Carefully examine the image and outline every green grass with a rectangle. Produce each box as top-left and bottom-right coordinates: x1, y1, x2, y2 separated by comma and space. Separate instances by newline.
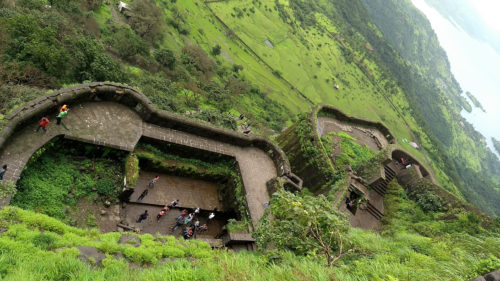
1, 180, 499, 280
11, 140, 124, 220
206, 0, 459, 194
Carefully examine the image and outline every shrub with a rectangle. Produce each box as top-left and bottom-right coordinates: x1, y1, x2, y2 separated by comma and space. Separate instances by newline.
125, 153, 139, 187
255, 190, 349, 266
211, 44, 221, 56
0, 181, 16, 198
154, 48, 176, 69
32, 233, 56, 250
128, 0, 165, 43
181, 44, 216, 75
104, 23, 148, 59
95, 179, 116, 197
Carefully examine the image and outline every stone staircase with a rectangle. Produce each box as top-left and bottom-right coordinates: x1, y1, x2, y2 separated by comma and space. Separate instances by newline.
366, 201, 384, 220
370, 164, 398, 197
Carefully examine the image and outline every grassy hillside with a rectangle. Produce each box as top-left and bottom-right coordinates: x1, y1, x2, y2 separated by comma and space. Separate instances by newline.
0, 184, 499, 280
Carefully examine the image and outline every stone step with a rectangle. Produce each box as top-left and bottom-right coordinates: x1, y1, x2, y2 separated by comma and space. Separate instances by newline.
366, 202, 383, 220
371, 183, 386, 196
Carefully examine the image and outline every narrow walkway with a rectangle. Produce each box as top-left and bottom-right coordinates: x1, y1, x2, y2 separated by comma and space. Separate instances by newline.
0, 101, 275, 225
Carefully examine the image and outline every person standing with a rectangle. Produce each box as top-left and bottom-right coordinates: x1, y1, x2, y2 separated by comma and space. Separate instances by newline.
35, 117, 50, 133
59, 104, 68, 113
172, 215, 184, 232
56, 108, 68, 125
0, 165, 7, 181
184, 213, 194, 225
208, 212, 215, 223
149, 175, 160, 188
136, 210, 148, 223
157, 209, 166, 222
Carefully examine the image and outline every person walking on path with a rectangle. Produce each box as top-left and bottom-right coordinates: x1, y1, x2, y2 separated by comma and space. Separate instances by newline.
157, 209, 166, 222
172, 215, 184, 232
35, 117, 50, 133
136, 210, 148, 223
148, 175, 160, 188
137, 189, 148, 201
59, 104, 68, 113
56, 108, 68, 126
168, 199, 179, 209
0, 165, 7, 181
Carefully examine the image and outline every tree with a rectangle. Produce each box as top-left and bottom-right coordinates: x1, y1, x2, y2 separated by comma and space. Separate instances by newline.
104, 23, 148, 59
128, 0, 165, 43
154, 48, 176, 69
254, 189, 349, 266
211, 44, 221, 56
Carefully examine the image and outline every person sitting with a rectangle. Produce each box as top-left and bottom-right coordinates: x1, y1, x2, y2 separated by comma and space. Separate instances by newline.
345, 197, 354, 209
168, 199, 179, 209
198, 224, 208, 233
136, 210, 148, 223
193, 220, 200, 229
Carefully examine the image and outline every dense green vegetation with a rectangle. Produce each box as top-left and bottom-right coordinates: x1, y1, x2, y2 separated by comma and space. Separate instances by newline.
361, 0, 500, 216
11, 139, 125, 221
493, 138, 500, 156
321, 132, 375, 170
1, 182, 500, 280
1, 0, 500, 279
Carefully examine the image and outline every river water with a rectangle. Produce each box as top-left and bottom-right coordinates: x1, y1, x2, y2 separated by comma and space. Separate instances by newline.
411, 0, 500, 156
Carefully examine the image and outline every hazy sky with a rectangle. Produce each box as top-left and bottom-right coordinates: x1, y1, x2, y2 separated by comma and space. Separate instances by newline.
472, 0, 500, 32
412, 0, 500, 156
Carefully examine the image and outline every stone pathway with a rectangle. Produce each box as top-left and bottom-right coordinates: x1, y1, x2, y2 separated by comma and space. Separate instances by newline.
129, 171, 222, 211
0, 101, 276, 226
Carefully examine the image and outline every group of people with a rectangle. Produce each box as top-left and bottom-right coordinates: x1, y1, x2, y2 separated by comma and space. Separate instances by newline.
35, 104, 69, 133
397, 157, 413, 169
172, 207, 217, 240
135, 198, 217, 240
136, 199, 179, 223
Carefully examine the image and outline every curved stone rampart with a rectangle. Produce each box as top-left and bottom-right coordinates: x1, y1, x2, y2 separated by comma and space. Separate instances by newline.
314, 104, 396, 144
0, 82, 292, 178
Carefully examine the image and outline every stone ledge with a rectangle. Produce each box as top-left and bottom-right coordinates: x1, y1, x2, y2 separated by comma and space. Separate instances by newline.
0, 82, 296, 182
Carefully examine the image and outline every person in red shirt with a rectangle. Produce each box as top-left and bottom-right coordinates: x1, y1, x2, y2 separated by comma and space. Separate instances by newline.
36, 117, 50, 133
